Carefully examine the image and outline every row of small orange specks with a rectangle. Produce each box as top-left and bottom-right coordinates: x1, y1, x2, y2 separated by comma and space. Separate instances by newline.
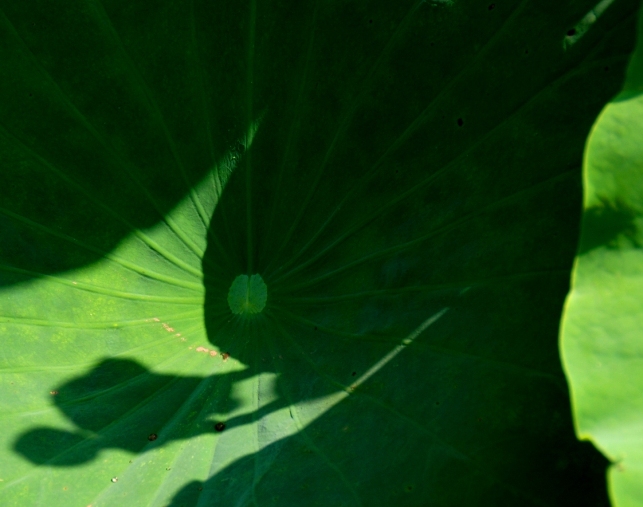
149, 317, 229, 361
193, 346, 229, 361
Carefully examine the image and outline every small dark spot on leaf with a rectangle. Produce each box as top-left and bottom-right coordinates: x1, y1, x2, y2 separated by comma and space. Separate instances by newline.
567, 28, 576, 36
129, 460, 132, 463
524, 49, 529, 54
148, 433, 157, 441
352, 371, 357, 376
214, 422, 226, 432
477, 417, 483, 422
166, 467, 171, 471
198, 487, 203, 491
457, 118, 464, 127
435, 401, 440, 405
488, 3, 495, 10
63, 487, 67, 491
49, 390, 59, 395
369, 19, 373, 24
430, 42, 434, 47
406, 485, 414, 491
314, 326, 318, 331
222, 353, 230, 361
604, 66, 610, 71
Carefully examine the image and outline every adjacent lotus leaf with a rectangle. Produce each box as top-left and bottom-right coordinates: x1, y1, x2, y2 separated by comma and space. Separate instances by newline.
0, 1, 639, 506
560, 4, 643, 507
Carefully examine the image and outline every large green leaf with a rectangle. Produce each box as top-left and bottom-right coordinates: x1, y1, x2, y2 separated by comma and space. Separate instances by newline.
560, 5, 643, 507
0, 1, 638, 505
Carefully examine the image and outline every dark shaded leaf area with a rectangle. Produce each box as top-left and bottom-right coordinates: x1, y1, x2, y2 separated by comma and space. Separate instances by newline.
0, 0, 638, 506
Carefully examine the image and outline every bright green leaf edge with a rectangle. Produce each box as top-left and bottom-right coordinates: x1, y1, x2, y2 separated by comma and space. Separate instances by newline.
561, 5, 643, 507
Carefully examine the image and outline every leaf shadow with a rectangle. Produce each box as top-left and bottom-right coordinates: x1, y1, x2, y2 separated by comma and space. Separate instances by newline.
577, 196, 642, 255
12, 356, 324, 467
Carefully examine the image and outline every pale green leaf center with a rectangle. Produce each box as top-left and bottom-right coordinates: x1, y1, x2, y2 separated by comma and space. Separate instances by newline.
227, 274, 268, 315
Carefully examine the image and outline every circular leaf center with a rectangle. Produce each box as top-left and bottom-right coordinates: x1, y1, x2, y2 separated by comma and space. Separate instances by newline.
227, 274, 268, 315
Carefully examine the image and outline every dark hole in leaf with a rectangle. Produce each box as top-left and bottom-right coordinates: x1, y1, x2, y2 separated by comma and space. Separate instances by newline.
567, 28, 576, 36
148, 433, 157, 441
351, 371, 356, 376
457, 118, 464, 127
214, 422, 226, 432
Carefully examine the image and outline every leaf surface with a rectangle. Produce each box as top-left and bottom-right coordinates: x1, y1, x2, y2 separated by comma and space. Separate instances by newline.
561, 5, 643, 507
0, 1, 638, 505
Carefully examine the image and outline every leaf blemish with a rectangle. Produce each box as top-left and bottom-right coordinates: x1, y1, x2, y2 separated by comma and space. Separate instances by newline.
148, 433, 157, 441
214, 422, 226, 432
